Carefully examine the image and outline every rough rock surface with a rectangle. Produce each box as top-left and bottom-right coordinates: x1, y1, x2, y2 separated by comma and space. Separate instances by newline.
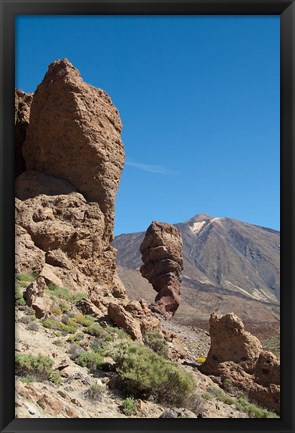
200, 313, 280, 413
140, 221, 183, 319
15, 59, 126, 303
15, 90, 33, 177
108, 300, 160, 341
22, 58, 124, 239
24, 276, 52, 319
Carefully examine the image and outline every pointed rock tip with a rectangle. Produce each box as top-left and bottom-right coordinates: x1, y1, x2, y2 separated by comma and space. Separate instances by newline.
43, 58, 80, 83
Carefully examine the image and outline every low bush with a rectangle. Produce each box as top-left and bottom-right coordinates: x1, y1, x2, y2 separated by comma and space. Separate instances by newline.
15, 353, 61, 385
75, 351, 104, 370
85, 324, 112, 341
15, 284, 26, 306
16, 273, 37, 286
46, 283, 85, 304
237, 397, 279, 418
144, 331, 169, 358
73, 314, 94, 327
121, 396, 137, 416
85, 383, 104, 402
27, 322, 39, 332
208, 385, 279, 418
42, 318, 78, 334
67, 344, 84, 360
110, 341, 194, 405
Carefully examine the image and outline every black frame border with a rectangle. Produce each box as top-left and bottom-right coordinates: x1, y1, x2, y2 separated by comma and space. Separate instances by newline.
0, 1, 294, 432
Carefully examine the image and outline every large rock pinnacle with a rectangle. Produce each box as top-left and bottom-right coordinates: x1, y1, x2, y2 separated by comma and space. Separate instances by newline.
22, 58, 125, 240
140, 221, 184, 319
15, 59, 126, 300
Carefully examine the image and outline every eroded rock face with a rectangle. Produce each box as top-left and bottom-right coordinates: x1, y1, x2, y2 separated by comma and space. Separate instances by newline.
108, 300, 160, 341
15, 90, 33, 176
22, 58, 125, 240
15, 59, 126, 304
140, 221, 183, 319
200, 313, 280, 414
24, 276, 52, 319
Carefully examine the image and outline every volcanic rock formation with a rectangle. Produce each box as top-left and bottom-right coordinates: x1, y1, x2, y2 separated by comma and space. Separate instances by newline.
15, 89, 33, 176
15, 59, 126, 302
140, 221, 184, 319
200, 313, 280, 413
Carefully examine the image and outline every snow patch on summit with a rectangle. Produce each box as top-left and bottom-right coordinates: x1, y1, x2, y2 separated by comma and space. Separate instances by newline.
190, 221, 206, 233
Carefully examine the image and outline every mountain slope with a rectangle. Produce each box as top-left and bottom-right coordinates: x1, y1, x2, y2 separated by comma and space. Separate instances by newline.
113, 214, 280, 324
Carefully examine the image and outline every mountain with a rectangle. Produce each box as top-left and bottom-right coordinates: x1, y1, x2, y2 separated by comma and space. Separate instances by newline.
113, 214, 280, 325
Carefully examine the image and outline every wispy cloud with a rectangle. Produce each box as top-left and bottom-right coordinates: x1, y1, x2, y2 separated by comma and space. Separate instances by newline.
125, 159, 177, 175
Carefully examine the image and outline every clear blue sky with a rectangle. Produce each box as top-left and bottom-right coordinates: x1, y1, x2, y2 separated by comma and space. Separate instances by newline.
16, 16, 280, 235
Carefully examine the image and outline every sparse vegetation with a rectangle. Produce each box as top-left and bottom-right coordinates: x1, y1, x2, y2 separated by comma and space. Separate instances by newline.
27, 322, 39, 332
15, 353, 61, 385
16, 272, 37, 285
46, 283, 85, 304
109, 340, 194, 405
85, 383, 105, 402
15, 284, 26, 306
121, 396, 137, 416
144, 331, 169, 358
75, 351, 104, 370
42, 317, 78, 334
207, 385, 279, 418
67, 344, 84, 360
73, 314, 94, 327
85, 323, 112, 341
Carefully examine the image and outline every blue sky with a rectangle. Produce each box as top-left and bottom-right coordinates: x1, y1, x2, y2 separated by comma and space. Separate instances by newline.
16, 16, 280, 235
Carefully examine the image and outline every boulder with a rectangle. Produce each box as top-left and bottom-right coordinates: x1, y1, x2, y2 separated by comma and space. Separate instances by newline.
140, 221, 183, 319
108, 303, 143, 341
23, 276, 53, 319
200, 313, 280, 414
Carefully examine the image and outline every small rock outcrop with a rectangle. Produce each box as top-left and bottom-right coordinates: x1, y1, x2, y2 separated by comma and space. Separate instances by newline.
140, 221, 183, 319
200, 313, 280, 414
23, 276, 52, 319
15, 59, 126, 304
108, 299, 160, 341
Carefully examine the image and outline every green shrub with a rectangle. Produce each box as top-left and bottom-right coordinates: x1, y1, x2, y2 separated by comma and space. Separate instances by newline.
208, 385, 279, 418
46, 283, 85, 304
121, 396, 137, 416
73, 314, 94, 327
15, 284, 26, 306
42, 318, 78, 334
144, 331, 169, 358
105, 326, 128, 339
237, 397, 279, 418
15, 353, 61, 385
85, 324, 112, 340
110, 341, 194, 404
16, 272, 37, 286
75, 351, 104, 370
86, 383, 104, 402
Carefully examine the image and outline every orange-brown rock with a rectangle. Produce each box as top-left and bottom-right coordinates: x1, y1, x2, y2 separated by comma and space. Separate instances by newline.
124, 299, 161, 335
140, 221, 183, 319
108, 300, 161, 341
23, 276, 53, 319
108, 303, 143, 341
200, 313, 280, 413
15, 90, 33, 177
22, 58, 124, 240
15, 59, 126, 303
